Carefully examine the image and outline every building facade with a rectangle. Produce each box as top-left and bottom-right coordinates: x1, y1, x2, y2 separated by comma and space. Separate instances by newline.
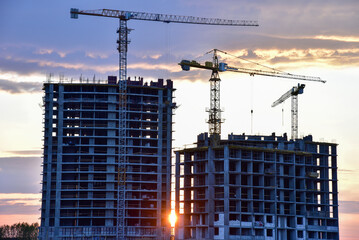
39, 77, 174, 239
175, 133, 339, 240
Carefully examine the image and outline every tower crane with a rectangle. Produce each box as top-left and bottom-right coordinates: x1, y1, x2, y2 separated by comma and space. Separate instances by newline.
70, 8, 258, 239
179, 49, 325, 145
272, 83, 305, 140
70, 8, 258, 82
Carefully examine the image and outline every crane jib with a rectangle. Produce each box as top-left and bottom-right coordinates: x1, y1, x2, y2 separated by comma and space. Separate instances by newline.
179, 59, 324, 83
70, 8, 259, 26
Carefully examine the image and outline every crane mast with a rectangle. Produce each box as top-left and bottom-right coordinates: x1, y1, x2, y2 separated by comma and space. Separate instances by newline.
71, 9, 257, 239
207, 49, 222, 144
180, 49, 324, 145
272, 84, 305, 140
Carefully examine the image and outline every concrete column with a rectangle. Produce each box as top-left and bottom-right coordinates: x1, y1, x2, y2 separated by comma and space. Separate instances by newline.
54, 85, 64, 238
207, 147, 215, 239
106, 90, 116, 227
175, 152, 181, 240
157, 89, 163, 238
42, 84, 54, 239
165, 87, 173, 239
223, 146, 229, 239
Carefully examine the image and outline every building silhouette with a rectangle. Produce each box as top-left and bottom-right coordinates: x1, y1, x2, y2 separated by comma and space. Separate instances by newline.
175, 133, 339, 240
39, 76, 174, 239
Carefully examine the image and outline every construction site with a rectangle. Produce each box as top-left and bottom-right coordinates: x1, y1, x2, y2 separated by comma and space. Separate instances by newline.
175, 133, 338, 239
38, 8, 339, 240
39, 77, 174, 239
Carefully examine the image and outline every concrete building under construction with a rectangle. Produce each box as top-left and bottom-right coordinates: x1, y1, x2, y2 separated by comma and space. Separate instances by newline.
39, 76, 175, 239
175, 133, 339, 240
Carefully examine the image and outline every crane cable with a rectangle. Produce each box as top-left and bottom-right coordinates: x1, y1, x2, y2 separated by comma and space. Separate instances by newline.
251, 77, 254, 134
282, 104, 284, 126
165, 22, 171, 79
215, 49, 288, 74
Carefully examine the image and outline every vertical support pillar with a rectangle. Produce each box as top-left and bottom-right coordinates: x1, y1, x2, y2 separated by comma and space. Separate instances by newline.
117, 81, 127, 239
291, 95, 298, 140
175, 153, 181, 240
157, 89, 164, 238
117, 19, 129, 239
223, 146, 230, 239
207, 50, 222, 146
117, 19, 129, 82
208, 148, 215, 239
166, 86, 173, 239
54, 85, 64, 238
42, 84, 54, 239
106, 88, 117, 227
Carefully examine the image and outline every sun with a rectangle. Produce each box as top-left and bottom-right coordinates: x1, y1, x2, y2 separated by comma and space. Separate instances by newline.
169, 210, 177, 227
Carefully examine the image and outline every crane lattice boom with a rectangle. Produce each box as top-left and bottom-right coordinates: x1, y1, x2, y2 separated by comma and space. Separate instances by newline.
179, 49, 324, 143
180, 60, 325, 83
71, 8, 259, 26
272, 84, 306, 140
272, 84, 305, 107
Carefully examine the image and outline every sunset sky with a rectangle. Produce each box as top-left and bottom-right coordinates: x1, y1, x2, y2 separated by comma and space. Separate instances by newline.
0, 0, 359, 239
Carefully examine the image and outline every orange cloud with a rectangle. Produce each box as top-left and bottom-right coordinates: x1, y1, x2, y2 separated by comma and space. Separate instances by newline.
0, 193, 41, 225
253, 33, 359, 43
35, 48, 67, 58
0, 193, 41, 207
313, 35, 359, 43
85, 52, 109, 59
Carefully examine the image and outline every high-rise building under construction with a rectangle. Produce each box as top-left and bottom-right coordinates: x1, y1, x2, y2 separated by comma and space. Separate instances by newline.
39, 76, 174, 239
175, 133, 339, 240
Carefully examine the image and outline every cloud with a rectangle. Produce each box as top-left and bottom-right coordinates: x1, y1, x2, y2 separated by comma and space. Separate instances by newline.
26, 58, 118, 73
339, 169, 356, 173
313, 35, 359, 43
0, 0, 358, 86
5, 150, 42, 156
128, 62, 178, 72
340, 201, 359, 214
0, 45, 119, 77
0, 79, 42, 94
0, 56, 42, 76
85, 52, 109, 59
0, 157, 42, 193
35, 48, 67, 58
0, 193, 41, 215
230, 47, 359, 69
254, 34, 359, 44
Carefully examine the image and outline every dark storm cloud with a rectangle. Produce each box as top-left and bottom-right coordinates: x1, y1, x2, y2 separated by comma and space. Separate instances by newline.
0, 79, 42, 94
0, 157, 42, 193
